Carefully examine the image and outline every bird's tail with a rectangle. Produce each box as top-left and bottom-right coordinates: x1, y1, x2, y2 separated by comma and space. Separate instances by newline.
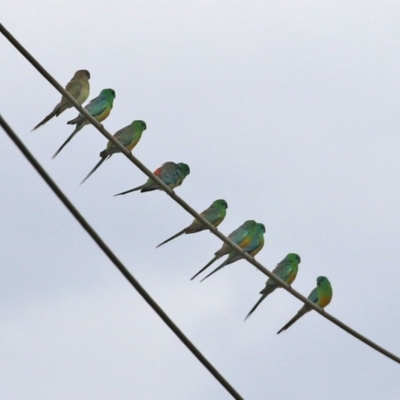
260, 285, 276, 296
114, 185, 144, 196
99, 149, 110, 158
244, 288, 275, 321
80, 157, 106, 185
277, 307, 308, 334
140, 183, 159, 192
199, 257, 232, 282
67, 115, 83, 125
185, 223, 206, 234
31, 105, 60, 131
51, 125, 82, 159
190, 256, 219, 280
156, 229, 186, 248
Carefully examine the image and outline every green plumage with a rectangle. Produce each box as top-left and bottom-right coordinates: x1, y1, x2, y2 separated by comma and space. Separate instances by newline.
52, 88, 116, 159
80, 120, 147, 184
190, 220, 258, 280
156, 199, 228, 248
245, 253, 301, 320
114, 162, 190, 196
277, 276, 332, 334
199, 222, 266, 282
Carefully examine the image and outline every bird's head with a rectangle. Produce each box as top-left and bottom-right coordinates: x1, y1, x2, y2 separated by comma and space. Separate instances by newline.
317, 276, 329, 286
178, 163, 190, 177
257, 223, 266, 233
213, 199, 228, 209
132, 120, 147, 131
75, 69, 91, 79
286, 253, 301, 264
100, 89, 116, 99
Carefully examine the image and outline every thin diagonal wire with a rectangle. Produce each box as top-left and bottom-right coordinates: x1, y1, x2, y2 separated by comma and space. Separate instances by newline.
1, 23, 400, 365
0, 114, 245, 400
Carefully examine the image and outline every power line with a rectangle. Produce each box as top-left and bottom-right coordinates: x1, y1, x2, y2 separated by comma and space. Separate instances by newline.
1, 23, 400, 366
0, 114, 245, 400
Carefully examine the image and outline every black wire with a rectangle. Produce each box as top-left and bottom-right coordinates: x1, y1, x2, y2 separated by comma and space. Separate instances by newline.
0, 114, 245, 400
1, 22, 400, 365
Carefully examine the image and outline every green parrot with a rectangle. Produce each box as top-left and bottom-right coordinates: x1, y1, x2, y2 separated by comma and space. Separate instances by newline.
32, 69, 90, 131
114, 162, 190, 196
190, 220, 258, 281
52, 88, 116, 158
80, 120, 147, 184
199, 222, 266, 282
156, 199, 228, 248
244, 253, 301, 320
277, 276, 332, 334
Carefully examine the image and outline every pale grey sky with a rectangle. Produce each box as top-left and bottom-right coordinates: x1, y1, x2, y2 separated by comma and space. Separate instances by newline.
1, 1, 400, 399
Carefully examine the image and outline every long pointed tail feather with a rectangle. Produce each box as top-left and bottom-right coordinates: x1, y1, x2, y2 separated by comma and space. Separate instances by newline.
199, 257, 232, 282
31, 108, 59, 131
277, 308, 308, 334
80, 158, 106, 185
244, 292, 270, 321
156, 229, 186, 248
190, 256, 219, 280
52, 125, 82, 159
67, 115, 83, 125
114, 185, 144, 196
140, 185, 159, 192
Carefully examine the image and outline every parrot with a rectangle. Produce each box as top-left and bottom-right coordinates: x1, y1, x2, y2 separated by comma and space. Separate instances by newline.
114, 162, 190, 196
80, 120, 147, 184
199, 222, 266, 282
32, 69, 90, 131
52, 88, 116, 159
156, 199, 228, 248
277, 276, 332, 334
190, 220, 258, 281
244, 253, 301, 320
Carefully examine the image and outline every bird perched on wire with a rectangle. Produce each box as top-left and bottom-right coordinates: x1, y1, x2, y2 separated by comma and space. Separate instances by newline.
244, 253, 301, 320
156, 199, 228, 248
32, 69, 91, 131
80, 120, 147, 184
190, 220, 258, 280
114, 162, 190, 196
199, 222, 265, 282
277, 276, 332, 334
52, 88, 116, 159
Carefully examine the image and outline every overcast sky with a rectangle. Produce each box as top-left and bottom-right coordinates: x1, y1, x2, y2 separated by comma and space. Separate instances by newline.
1, 1, 400, 399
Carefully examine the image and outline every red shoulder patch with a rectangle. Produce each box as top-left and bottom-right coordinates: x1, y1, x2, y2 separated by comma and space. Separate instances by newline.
154, 167, 162, 176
